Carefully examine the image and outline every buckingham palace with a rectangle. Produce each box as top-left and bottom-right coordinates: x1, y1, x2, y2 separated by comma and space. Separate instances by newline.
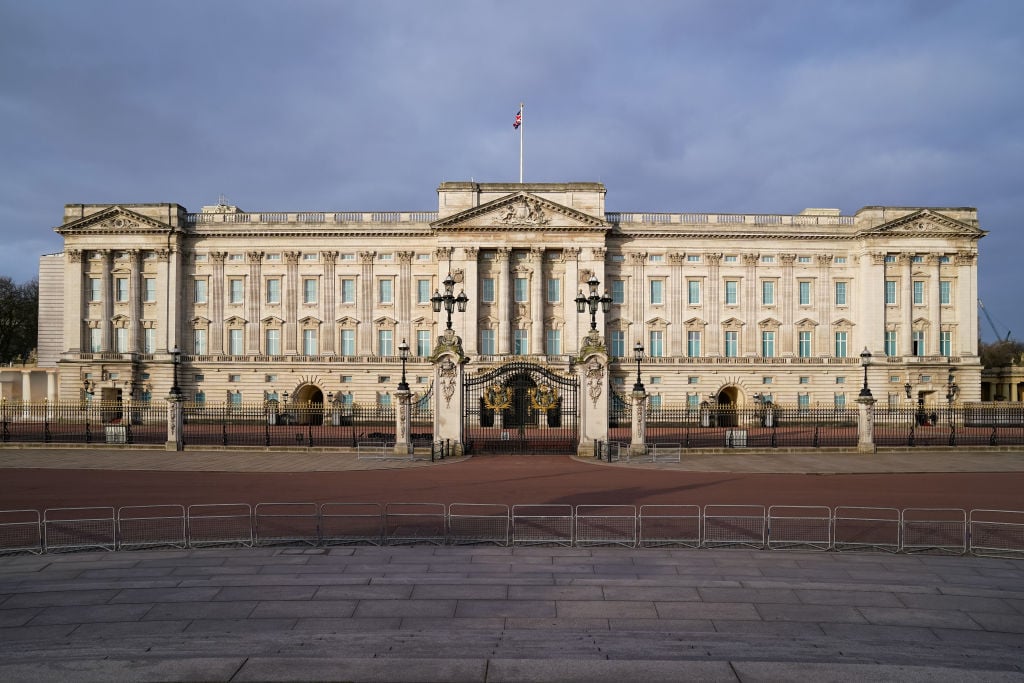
37, 180, 984, 412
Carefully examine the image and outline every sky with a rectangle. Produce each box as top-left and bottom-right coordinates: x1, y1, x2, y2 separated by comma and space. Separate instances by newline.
0, 0, 1021, 342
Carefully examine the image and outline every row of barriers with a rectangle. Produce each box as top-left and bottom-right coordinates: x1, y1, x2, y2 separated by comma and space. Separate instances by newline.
2, 504, 1022, 559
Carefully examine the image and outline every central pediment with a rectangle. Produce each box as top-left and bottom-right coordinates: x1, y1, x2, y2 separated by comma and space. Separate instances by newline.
55, 206, 179, 236
432, 191, 609, 233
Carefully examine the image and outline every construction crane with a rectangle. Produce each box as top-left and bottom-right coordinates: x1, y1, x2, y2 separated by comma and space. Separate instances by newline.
978, 299, 1012, 342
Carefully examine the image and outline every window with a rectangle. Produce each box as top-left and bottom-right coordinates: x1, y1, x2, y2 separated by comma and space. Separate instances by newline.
885, 280, 897, 305
479, 329, 495, 355
114, 327, 128, 353
649, 280, 664, 305
514, 278, 528, 303
377, 329, 392, 356
799, 331, 812, 358
940, 331, 951, 357
514, 329, 528, 354
417, 330, 431, 357
545, 329, 561, 355
797, 256, 811, 264
265, 253, 280, 262
649, 254, 663, 263
649, 330, 664, 357
835, 331, 848, 358
724, 255, 737, 263
762, 377, 773, 385
265, 329, 281, 356
341, 279, 356, 304
417, 279, 431, 305
912, 255, 924, 263
610, 330, 625, 357
939, 280, 951, 305
835, 281, 847, 306
724, 331, 738, 357
834, 393, 846, 409
649, 395, 662, 410
195, 391, 205, 405
229, 328, 243, 355
546, 278, 560, 303
912, 330, 925, 356
229, 279, 244, 304
885, 331, 898, 357
378, 279, 393, 304
144, 278, 156, 303
761, 331, 775, 357
687, 394, 700, 409
686, 331, 701, 357
913, 280, 924, 305
799, 376, 810, 384
143, 328, 155, 354
836, 376, 846, 384
686, 254, 700, 262
266, 278, 281, 304
835, 256, 847, 264
885, 254, 897, 263
115, 277, 128, 302
265, 374, 278, 382
761, 281, 775, 305
89, 328, 102, 352
303, 329, 319, 355
229, 392, 242, 406
303, 278, 318, 304
798, 393, 810, 412
303, 252, 319, 262
228, 374, 241, 383
228, 254, 243, 262
687, 280, 700, 305
761, 255, 775, 264
798, 281, 811, 306
725, 280, 738, 305
193, 329, 207, 355
417, 253, 431, 262
88, 277, 101, 302
611, 280, 625, 304
481, 278, 495, 303
340, 329, 355, 356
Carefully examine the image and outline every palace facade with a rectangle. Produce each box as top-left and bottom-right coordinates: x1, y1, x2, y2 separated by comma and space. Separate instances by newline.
38, 181, 984, 410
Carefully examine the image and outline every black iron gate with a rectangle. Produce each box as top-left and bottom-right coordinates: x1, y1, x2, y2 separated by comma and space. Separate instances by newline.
463, 361, 579, 454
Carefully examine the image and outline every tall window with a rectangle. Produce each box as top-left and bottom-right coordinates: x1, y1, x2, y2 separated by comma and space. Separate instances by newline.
912, 330, 925, 356
378, 279, 393, 304
885, 331, 898, 357
835, 281, 847, 306
340, 279, 355, 304
610, 330, 625, 357
481, 278, 495, 303
88, 277, 101, 302
114, 327, 128, 353
545, 329, 561, 355
303, 278, 318, 304
799, 281, 811, 306
89, 328, 101, 352
885, 280, 897, 305
687, 280, 700, 305
912, 280, 924, 305
115, 278, 129, 302
686, 331, 701, 357
546, 278, 560, 303
340, 329, 355, 356
649, 280, 664, 305
724, 330, 738, 357
761, 281, 775, 306
479, 329, 495, 355
514, 278, 528, 303
229, 328, 243, 355
939, 280, 951, 305
799, 331, 812, 358
649, 330, 664, 357
798, 393, 810, 412
514, 329, 528, 354
265, 329, 281, 356
834, 331, 848, 358
377, 329, 392, 356
940, 331, 952, 357
834, 393, 846, 409
417, 279, 431, 305
611, 279, 625, 304
416, 330, 431, 357
143, 328, 155, 354
725, 280, 738, 305
266, 278, 281, 304
193, 329, 207, 355
144, 278, 156, 303
229, 279, 244, 304
761, 331, 775, 357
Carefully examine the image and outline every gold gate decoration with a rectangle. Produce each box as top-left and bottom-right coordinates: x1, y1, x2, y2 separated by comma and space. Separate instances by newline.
528, 383, 560, 411
482, 384, 514, 411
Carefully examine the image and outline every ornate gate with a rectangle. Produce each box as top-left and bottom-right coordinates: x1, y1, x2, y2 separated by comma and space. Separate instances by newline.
463, 361, 579, 454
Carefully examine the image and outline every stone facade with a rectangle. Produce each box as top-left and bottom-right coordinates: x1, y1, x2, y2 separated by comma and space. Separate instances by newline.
42, 182, 985, 410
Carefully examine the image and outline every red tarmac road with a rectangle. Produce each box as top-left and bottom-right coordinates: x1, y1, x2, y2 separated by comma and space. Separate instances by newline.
3, 457, 1023, 511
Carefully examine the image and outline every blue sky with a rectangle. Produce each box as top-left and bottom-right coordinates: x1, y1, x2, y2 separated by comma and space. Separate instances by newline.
1, 0, 1021, 342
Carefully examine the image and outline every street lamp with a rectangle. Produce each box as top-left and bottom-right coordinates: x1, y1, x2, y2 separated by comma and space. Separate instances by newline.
859, 347, 873, 398
904, 380, 913, 399
574, 275, 612, 332
397, 339, 410, 392
170, 346, 182, 399
633, 342, 645, 392
430, 273, 468, 331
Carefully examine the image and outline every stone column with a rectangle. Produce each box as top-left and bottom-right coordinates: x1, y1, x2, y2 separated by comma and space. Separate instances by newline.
779, 254, 796, 354
530, 247, 544, 355
742, 254, 758, 355
899, 253, 914, 356
496, 248, 511, 354
576, 336, 609, 457
154, 249, 171, 353
628, 252, 647, 349
210, 252, 227, 354
856, 395, 877, 453
397, 251, 414, 349
956, 252, 978, 354
815, 254, 833, 355
432, 329, 467, 453
322, 251, 338, 354
394, 388, 412, 457
100, 250, 114, 351
669, 253, 685, 357
462, 247, 480, 355
706, 253, 722, 356
64, 249, 85, 353
165, 394, 183, 451
864, 251, 886, 355
129, 250, 143, 354
21, 371, 32, 402
47, 371, 57, 402
630, 389, 647, 457
928, 253, 941, 355
246, 251, 263, 354
285, 251, 302, 354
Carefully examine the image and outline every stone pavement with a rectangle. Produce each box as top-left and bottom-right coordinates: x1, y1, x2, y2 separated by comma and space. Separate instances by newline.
1, 545, 1023, 682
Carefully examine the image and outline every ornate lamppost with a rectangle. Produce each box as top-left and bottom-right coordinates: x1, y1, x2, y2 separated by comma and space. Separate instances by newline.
859, 347, 873, 398
431, 273, 468, 331
633, 342, 645, 393
575, 275, 612, 332
397, 339, 410, 392
170, 346, 183, 400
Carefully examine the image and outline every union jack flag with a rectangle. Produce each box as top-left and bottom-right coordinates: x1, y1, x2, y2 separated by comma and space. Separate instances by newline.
513, 109, 522, 129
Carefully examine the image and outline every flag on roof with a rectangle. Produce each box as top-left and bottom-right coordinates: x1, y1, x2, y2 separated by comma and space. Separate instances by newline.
513, 108, 522, 129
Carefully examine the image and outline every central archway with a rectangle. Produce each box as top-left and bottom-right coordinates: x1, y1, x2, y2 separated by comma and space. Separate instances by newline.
292, 384, 324, 425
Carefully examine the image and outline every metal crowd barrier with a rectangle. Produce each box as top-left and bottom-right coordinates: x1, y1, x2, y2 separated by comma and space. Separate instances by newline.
4, 503, 1024, 557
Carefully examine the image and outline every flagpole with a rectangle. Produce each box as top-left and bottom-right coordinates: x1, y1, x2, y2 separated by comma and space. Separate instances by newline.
519, 102, 524, 184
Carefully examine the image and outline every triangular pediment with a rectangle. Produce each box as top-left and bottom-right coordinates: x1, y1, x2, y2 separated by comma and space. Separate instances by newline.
225, 316, 247, 326
336, 316, 360, 326
299, 315, 322, 325
860, 209, 984, 238
261, 316, 285, 326
373, 316, 396, 327
478, 314, 499, 326
832, 318, 855, 328
645, 316, 670, 327
432, 192, 609, 233
55, 206, 178, 236
683, 317, 707, 327
721, 317, 745, 328
795, 317, 819, 328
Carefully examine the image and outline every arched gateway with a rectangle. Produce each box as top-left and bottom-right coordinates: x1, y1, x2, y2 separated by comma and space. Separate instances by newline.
463, 361, 578, 454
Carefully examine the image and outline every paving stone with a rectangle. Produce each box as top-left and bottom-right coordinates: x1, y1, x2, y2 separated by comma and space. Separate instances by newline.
712, 619, 826, 637
291, 617, 402, 632
142, 600, 257, 621
71, 619, 192, 637
898, 592, 1019, 613
731, 661, 1024, 682
3, 588, 119, 608
314, 584, 414, 599
607, 617, 714, 632
250, 600, 358, 619
505, 617, 611, 630
654, 601, 761, 620
967, 612, 1024, 634
698, 587, 801, 603
930, 627, 1024, 647
168, 565, 254, 576
184, 618, 297, 633
0, 623, 77, 640
0, 607, 41, 627
555, 599, 657, 619
109, 587, 221, 604
214, 585, 317, 601
411, 584, 507, 599
455, 599, 555, 619
820, 622, 940, 642
28, 603, 154, 625
0, 657, 245, 683
859, 606, 983, 630
234, 656, 487, 682
795, 588, 903, 607
400, 616, 506, 630
506, 585, 602, 600
487, 658, 738, 682
354, 599, 456, 618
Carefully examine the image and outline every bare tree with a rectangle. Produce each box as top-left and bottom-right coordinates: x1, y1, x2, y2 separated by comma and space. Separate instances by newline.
0, 276, 38, 365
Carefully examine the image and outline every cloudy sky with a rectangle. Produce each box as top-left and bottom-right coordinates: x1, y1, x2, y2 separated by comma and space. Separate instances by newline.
1, 0, 1020, 342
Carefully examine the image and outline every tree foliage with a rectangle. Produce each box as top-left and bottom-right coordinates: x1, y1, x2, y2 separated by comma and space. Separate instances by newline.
0, 276, 38, 365
979, 338, 1024, 369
